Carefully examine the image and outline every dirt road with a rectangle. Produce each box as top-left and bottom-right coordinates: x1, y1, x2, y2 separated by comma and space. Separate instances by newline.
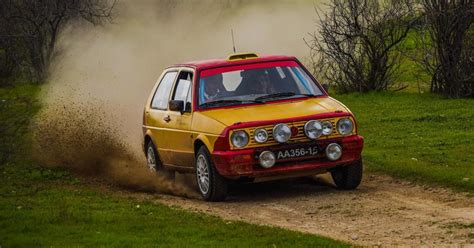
127, 173, 474, 246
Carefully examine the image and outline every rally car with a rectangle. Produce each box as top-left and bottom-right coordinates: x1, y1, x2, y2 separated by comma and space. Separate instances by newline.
143, 53, 364, 201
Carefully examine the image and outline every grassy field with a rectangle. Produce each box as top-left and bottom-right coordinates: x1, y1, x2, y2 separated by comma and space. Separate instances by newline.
0, 85, 350, 247
334, 92, 474, 193
331, 30, 473, 194
0, 167, 349, 247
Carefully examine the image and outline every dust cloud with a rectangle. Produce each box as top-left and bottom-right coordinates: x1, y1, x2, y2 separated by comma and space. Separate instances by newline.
33, 0, 322, 196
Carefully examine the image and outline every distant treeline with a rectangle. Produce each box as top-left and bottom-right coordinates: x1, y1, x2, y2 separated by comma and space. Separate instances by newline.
0, 0, 472, 98
306, 0, 473, 98
0, 0, 115, 85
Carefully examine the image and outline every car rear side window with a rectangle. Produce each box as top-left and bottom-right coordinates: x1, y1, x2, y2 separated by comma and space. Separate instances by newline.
151, 71, 177, 110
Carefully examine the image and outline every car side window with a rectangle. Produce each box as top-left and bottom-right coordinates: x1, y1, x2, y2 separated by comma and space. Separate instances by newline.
172, 71, 193, 112
151, 71, 178, 110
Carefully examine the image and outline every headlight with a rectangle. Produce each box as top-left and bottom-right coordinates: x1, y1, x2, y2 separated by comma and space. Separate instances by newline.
337, 118, 354, 136
254, 128, 268, 143
322, 121, 333, 136
231, 130, 249, 148
304, 120, 323, 139
273, 124, 291, 143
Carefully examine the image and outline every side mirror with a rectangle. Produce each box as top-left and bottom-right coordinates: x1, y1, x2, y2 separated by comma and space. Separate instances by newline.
169, 100, 184, 113
185, 102, 192, 112
321, 83, 330, 93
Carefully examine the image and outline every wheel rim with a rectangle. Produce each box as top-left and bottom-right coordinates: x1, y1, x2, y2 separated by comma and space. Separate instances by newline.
196, 154, 210, 195
147, 146, 157, 172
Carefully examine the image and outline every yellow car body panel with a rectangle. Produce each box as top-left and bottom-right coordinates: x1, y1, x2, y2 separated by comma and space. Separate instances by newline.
198, 97, 349, 127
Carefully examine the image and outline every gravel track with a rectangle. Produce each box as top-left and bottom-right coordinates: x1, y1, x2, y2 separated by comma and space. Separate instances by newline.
134, 173, 474, 246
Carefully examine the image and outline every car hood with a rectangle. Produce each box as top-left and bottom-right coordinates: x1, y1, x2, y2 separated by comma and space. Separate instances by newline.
198, 96, 350, 126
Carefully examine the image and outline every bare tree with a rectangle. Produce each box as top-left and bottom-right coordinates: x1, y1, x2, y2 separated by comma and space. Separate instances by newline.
0, 11, 27, 86
306, 0, 416, 93
0, 0, 116, 83
414, 0, 473, 98
0, 36, 23, 86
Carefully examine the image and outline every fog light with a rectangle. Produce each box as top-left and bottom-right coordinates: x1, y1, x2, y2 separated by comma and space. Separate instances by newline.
259, 151, 276, 168
326, 143, 342, 161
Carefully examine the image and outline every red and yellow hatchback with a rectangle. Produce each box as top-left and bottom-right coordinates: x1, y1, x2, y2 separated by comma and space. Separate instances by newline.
143, 53, 364, 201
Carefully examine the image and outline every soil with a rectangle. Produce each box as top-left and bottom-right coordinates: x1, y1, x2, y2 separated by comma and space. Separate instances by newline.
121, 173, 474, 247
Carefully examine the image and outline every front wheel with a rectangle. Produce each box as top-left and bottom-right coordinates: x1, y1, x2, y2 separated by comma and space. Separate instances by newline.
195, 146, 228, 202
330, 159, 363, 190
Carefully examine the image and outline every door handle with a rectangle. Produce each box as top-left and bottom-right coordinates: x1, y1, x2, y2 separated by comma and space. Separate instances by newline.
163, 115, 171, 122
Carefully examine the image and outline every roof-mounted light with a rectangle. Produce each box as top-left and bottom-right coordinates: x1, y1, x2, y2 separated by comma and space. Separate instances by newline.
227, 53, 259, 61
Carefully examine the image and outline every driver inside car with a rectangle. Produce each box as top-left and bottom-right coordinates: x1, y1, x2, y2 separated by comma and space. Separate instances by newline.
203, 74, 228, 102
236, 69, 278, 95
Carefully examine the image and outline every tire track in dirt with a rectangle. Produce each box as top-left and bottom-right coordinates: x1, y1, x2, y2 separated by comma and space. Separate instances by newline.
129, 173, 474, 246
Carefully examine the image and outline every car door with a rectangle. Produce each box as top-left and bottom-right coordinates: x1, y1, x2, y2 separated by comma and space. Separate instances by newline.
165, 69, 195, 168
146, 69, 178, 165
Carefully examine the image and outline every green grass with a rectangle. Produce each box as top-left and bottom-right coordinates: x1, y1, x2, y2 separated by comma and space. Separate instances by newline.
394, 30, 432, 93
0, 168, 349, 247
0, 84, 41, 164
330, 30, 473, 193
0, 85, 350, 247
334, 92, 474, 193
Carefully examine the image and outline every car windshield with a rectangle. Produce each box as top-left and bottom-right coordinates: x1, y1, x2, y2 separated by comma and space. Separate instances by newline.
198, 61, 324, 108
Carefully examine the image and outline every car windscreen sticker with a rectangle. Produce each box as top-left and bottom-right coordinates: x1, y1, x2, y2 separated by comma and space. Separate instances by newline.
276, 66, 286, 79
200, 61, 299, 78
291, 67, 312, 94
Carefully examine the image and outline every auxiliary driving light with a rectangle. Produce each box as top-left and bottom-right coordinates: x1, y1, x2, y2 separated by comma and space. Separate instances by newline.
259, 151, 276, 168
326, 143, 342, 161
273, 124, 291, 143
304, 120, 323, 139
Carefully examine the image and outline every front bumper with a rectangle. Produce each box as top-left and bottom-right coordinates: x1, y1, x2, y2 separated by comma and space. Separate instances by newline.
212, 135, 363, 178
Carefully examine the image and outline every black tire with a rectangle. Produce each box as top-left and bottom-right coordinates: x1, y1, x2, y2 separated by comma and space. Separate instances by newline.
145, 141, 174, 180
330, 159, 363, 190
195, 146, 228, 202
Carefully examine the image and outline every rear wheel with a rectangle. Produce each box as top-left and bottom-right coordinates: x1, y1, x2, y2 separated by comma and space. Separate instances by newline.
330, 159, 363, 190
195, 146, 228, 202
146, 141, 174, 179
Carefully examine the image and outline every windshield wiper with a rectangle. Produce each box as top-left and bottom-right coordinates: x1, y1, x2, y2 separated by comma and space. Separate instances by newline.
200, 99, 262, 108
254, 92, 315, 102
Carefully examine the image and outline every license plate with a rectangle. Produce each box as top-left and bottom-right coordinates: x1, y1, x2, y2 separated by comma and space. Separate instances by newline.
275, 145, 319, 160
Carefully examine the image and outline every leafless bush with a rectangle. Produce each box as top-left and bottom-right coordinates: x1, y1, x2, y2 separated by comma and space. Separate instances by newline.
0, 0, 116, 83
306, 0, 416, 93
414, 0, 473, 98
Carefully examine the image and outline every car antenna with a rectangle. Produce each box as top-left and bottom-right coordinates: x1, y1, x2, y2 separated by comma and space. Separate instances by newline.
231, 29, 236, 53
